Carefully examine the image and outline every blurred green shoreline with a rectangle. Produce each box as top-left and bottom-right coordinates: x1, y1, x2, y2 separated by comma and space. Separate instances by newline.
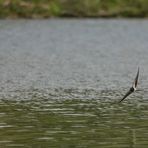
0, 0, 148, 19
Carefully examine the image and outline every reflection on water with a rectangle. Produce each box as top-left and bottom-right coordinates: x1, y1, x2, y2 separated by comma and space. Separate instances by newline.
0, 19, 148, 147
0, 89, 148, 147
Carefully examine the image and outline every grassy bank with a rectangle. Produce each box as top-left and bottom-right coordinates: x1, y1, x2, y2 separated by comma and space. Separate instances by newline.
0, 0, 148, 18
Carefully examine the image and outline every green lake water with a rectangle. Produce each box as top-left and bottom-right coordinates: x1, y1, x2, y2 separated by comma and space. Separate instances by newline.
0, 93, 148, 148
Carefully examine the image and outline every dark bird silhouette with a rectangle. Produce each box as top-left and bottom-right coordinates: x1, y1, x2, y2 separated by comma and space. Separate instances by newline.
119, 67, 139, 103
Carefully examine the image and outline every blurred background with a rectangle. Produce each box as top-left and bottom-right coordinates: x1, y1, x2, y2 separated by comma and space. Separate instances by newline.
0, 0, 148, 18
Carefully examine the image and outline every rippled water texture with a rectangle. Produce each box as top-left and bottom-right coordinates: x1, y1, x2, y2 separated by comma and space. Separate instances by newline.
0, 19, 148, 147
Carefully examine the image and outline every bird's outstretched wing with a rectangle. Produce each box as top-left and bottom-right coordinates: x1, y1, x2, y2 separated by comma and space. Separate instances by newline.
133, 67, 139, 89
119, 89, 133, 103
119, 67, 139, 103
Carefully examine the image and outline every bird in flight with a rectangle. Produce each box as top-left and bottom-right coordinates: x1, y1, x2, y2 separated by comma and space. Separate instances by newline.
119, 67, 139, 103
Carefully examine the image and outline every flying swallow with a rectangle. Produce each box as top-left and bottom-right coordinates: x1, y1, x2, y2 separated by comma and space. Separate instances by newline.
119, 67, 139, 103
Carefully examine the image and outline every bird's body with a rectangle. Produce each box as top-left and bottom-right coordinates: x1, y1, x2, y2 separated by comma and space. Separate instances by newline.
119, 67, 139, 103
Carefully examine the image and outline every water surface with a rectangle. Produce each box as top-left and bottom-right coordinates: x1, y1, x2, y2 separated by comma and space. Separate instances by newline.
0, 19, 148, 147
